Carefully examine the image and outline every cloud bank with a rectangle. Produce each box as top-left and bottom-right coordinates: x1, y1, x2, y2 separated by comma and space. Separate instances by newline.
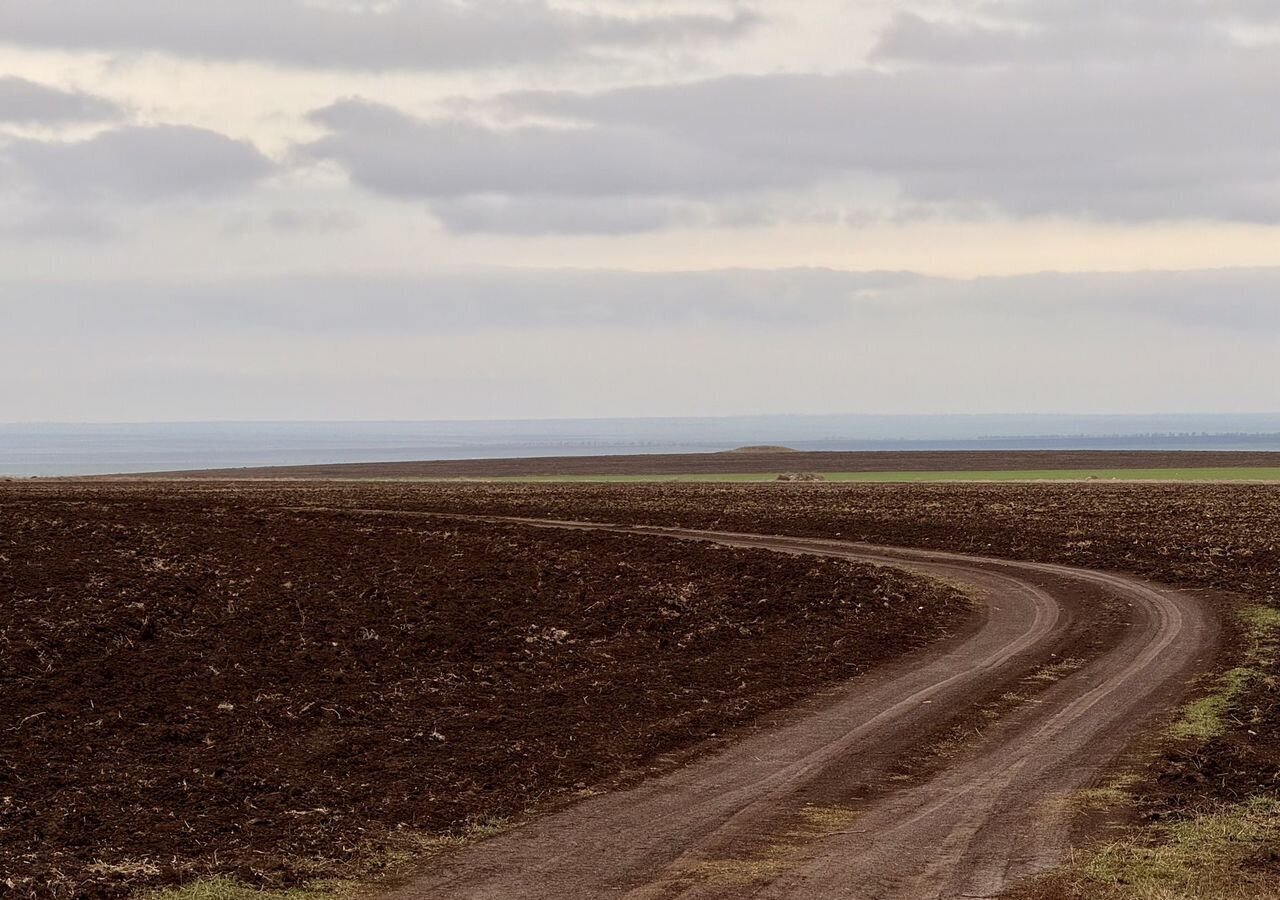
278, 0, 1280, 233
5, 266, 1277, 421
5, 1, 1278, 234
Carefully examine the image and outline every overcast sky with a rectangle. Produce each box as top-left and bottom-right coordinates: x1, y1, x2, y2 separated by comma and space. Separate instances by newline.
2, 1, 1278, 422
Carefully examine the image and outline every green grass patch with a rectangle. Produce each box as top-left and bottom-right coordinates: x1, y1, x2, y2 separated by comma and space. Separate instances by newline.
1170, 667, 1259, 742
1240, 604, 1280, 648
1033, 603, 1280, 898
1170, 603, 1280, 741
1034, 797, 1280, 899
470, 468, 1280, 484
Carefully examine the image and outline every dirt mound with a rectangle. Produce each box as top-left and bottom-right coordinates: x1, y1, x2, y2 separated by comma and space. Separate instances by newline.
0, 485, 967, 899
776, 472, 826, 482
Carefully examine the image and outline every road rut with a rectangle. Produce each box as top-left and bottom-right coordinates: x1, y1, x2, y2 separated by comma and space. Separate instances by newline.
318, 513, 1217, 900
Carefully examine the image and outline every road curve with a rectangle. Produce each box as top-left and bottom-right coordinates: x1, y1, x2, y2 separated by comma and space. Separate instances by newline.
306, 512, 1218, 900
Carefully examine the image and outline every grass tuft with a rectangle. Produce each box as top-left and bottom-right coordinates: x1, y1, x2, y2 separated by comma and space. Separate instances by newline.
1041, 797, 1280, 899
1071, 775, 1139, 813
143, 877, 348, 900
142, 818, 512, 900
475, 468, 1280, 484
1169, 603, 1280, 741
1170, 667, 1259, 742
1024, 603, 1280, 899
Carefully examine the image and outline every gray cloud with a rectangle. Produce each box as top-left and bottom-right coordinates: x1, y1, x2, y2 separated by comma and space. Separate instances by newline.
265, 208, 360, 234
0, 75, 121, 124
0, 1, 756, 71
4, 268, 902, 335
305, 56, 1280, 231
494, 50, 1280, 224
5, 265, 1277, 423
875, 6, 1231, 66
221, 208, 363, 236
295, 0, 1280, 235
885, 267, 1280, 332
8, 266, 1280, 337
4, 125, 276, 202
429, 196, 706, 236
306, 98, 791, 200
872, 1, 1280, 66
0, 208, 120, 241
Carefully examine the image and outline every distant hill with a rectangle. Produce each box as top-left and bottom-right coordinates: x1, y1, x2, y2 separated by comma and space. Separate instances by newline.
9, 416, 1280, 477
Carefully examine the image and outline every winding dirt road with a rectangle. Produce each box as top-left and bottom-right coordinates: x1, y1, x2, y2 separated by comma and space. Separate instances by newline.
323, 513, 1218, 900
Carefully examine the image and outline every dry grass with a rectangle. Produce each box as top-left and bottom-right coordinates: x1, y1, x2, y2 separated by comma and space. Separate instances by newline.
1027, 798, 1280, 900
680, 803, 863, 887
143, 879, 347, 900
1170, 604, 1280, 741
1018, 603, 1280, 900
687, 846, 797, 885
142, 818, 512, 900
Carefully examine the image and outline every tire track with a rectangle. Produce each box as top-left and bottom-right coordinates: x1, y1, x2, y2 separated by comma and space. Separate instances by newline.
297, 511, 1217, 900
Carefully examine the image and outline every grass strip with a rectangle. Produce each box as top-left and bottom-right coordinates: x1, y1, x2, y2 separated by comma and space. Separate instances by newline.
1033, 797, 1280, 899
1171, 604, 1280, 741
463, 468, 1280, 484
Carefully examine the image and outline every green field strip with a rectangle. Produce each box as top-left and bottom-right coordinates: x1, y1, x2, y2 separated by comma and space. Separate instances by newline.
471, 467, 1280, 484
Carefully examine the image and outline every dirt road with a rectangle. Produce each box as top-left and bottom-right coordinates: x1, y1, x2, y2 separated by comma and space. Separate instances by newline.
329, 514, 1217, 900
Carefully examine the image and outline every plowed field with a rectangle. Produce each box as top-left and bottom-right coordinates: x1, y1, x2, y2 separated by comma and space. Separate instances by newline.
0, 486, 966, 898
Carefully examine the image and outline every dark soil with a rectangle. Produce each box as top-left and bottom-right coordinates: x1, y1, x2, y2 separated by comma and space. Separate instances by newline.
100, 449, 1280, 480
0, 485, 967, 899
351, 480, 1279, 821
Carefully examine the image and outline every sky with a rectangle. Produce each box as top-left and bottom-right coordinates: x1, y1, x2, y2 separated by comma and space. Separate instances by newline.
2, 0, 1278, 423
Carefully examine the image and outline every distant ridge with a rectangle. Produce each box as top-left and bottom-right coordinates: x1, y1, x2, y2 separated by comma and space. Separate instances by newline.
9, 417, 1280, 477
97, 449, 1280, 481
722, 445, 798, 454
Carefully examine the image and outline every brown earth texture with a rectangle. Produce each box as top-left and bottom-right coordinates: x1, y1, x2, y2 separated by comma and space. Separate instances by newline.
0, 485, 967, 899
353, 479, 1279, 813
5, 479, 1279, 899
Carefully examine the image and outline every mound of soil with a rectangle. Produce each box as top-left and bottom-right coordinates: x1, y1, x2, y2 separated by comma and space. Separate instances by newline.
0, 486, 967, 899
776, 473, 825, 482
